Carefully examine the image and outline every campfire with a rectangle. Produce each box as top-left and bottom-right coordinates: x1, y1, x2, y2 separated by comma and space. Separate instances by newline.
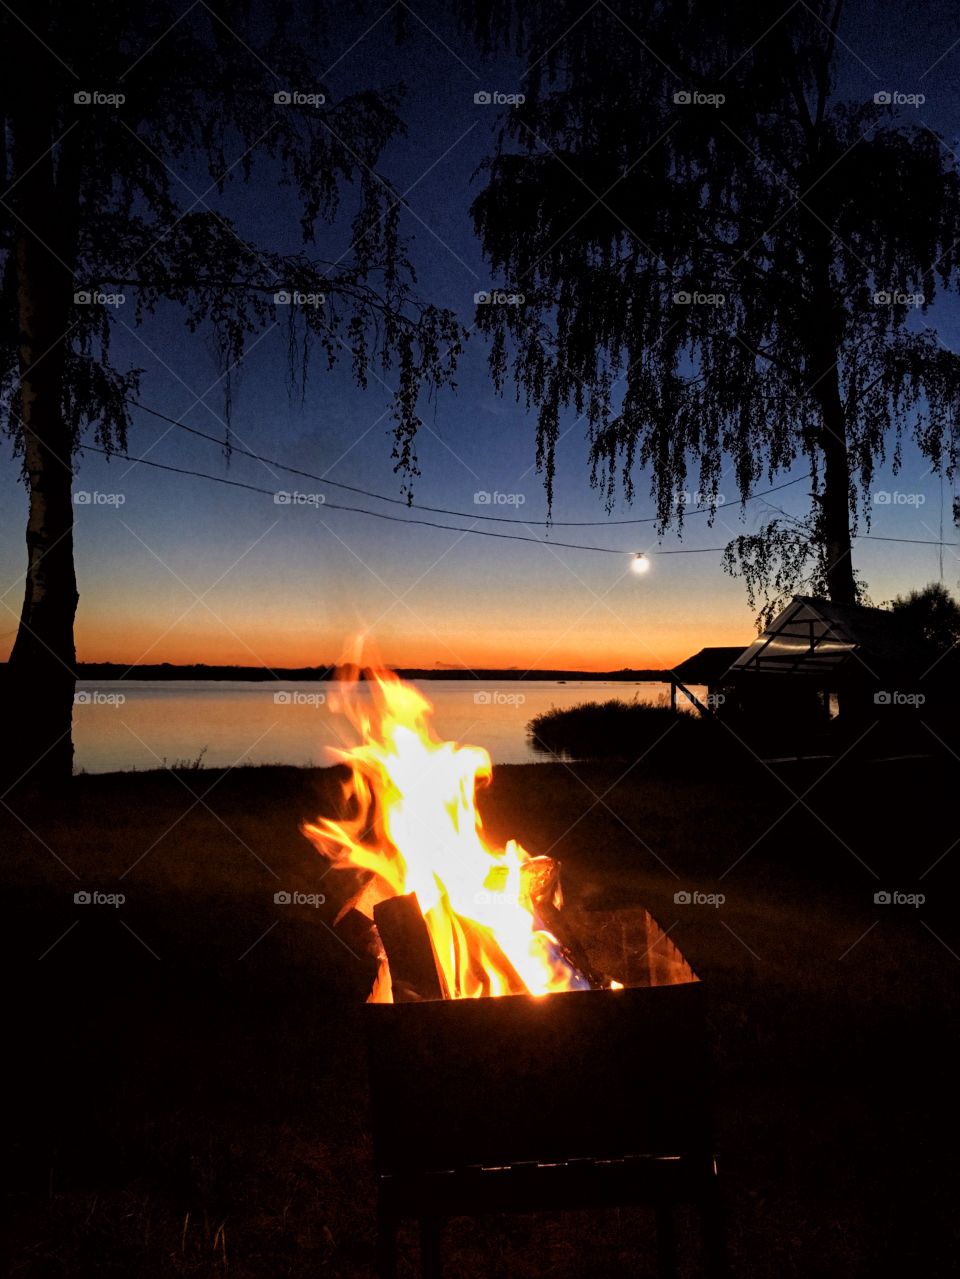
303, 664, 725, 1277
303, 664, 631, 1002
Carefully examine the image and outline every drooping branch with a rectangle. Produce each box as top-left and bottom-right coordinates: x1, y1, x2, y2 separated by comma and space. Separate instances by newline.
465, 0, 960, 608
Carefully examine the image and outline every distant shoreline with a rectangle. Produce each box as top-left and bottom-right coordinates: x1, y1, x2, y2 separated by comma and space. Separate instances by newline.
54, 662, 673, 683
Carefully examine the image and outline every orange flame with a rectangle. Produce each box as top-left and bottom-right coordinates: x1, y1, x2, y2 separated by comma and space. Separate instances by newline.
302, 665, 590, 1002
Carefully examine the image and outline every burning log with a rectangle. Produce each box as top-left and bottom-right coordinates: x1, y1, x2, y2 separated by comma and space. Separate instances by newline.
332, 876, 389, 955
334, 875, 390, 923
373, 892, 448, 1002
521, 856, 610, 991
332, 905, 382, 961
519, 854, 563, 914
537, 902, 609, 990
327, 879, 389, 993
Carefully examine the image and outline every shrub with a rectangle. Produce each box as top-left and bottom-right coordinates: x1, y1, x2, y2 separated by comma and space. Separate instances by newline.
527, 699, 718, 764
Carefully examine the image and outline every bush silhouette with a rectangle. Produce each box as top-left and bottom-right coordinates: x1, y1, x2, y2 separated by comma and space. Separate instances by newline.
528, 699, 720, 765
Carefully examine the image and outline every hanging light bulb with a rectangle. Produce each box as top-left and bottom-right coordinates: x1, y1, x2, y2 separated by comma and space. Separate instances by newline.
631, 552, 650, 574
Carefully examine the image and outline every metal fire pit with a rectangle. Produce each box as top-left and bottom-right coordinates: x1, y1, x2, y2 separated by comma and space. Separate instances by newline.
365, 981, 728, 1278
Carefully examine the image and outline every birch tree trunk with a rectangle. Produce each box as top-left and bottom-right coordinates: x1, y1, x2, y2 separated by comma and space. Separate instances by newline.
4, 43, 80, 793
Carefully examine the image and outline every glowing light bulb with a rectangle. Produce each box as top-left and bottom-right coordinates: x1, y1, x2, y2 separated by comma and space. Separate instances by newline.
631, 553, 650, 574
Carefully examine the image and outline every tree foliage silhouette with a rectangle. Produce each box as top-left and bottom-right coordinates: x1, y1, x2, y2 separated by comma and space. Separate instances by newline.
467, 0, 960, 626
890, 582, 960, 658
0, 0, 463, 788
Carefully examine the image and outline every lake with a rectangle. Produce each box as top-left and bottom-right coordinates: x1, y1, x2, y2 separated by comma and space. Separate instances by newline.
71, 679, 701, 773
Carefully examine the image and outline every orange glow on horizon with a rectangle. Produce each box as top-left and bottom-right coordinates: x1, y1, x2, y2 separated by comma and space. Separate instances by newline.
0, 563, 756, 671
50, 616, 750, 672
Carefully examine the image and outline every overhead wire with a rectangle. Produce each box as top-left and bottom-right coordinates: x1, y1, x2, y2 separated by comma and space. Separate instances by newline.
128, 399, 810, 527
78, 444, 729, 555
80, 413, 960, 553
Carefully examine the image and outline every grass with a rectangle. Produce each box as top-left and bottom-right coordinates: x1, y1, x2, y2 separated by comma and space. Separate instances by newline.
5, 754, 960, 1276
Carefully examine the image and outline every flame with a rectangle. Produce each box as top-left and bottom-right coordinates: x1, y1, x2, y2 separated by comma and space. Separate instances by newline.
302, 665, 590, 1002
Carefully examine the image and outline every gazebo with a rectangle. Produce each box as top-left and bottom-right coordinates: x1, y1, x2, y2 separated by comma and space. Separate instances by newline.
723, 595, 931, 719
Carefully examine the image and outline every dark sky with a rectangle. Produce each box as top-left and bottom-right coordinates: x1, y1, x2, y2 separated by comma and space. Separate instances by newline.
2, 0, 959, 670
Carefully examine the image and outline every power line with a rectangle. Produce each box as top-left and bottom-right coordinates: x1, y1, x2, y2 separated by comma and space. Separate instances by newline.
79, 440, 960, 552
861, 534, 960, 547
749, 497, 960, 549
78, 444, 728, 556
128, 399, 810, 527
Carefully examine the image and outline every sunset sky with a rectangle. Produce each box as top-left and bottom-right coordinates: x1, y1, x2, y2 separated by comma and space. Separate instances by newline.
1, 2, 957, 673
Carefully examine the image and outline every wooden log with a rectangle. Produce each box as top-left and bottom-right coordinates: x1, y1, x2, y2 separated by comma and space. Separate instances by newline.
334, 906, 383, 962
535, 897, 607, 990
334, 875, 390, 925
373, 892, 447, 1002
521, 858, 605, 990
519, 855, 563, 915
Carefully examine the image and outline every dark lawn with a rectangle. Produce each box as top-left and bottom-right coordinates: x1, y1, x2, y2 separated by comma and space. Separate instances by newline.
3, 755, 959, 1276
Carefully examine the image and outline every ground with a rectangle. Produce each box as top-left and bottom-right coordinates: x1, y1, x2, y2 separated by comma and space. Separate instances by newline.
4, 755, 959, 1276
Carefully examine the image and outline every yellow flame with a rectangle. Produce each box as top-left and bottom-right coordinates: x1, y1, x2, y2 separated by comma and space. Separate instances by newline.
303, 665, 586, 1001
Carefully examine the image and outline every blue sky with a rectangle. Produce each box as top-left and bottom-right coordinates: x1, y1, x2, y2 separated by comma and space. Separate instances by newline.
1, 0, 958, 671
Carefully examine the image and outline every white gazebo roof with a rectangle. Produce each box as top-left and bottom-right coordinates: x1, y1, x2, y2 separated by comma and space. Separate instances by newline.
727, 596, 921, 679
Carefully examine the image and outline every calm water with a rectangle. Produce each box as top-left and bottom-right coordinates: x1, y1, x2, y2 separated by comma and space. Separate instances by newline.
71, 679, 700, 773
